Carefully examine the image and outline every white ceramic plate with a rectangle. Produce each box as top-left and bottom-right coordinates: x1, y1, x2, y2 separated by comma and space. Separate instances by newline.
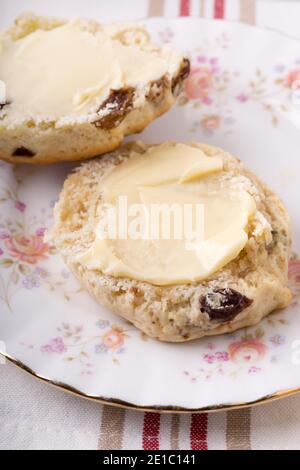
1, 18, 300, 411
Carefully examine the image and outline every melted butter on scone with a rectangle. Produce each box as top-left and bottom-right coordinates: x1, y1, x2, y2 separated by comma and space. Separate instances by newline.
0, 19, 180, 121
79, 143, 257, 286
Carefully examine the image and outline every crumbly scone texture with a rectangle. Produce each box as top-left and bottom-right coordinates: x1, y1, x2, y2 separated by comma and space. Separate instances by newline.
48, 141, 292, 342
0, 13, 189, 165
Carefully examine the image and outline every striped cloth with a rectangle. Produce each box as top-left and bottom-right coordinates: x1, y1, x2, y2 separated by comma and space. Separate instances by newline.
147, 0, 299, 40
2, 361, 300, 450
1, 0, 300, 451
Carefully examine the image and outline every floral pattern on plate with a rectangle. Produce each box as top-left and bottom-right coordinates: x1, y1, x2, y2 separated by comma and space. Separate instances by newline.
37, 320, 131, 375
173, 50, 300, 134
0, 165, 81, 310
183, 320, 288, 382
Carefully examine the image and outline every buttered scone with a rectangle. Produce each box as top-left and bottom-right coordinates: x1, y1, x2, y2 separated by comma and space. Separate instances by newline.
0, 14, 189, 164
48, 142, 291, 342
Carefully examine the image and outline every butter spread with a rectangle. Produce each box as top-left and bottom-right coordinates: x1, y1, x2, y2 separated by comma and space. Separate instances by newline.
78, 143, 257, 286
0, 19, 180, 122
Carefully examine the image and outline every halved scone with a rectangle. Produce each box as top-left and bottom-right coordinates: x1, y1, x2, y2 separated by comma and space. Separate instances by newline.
0, 13, 189, 164
48, 141, 292, 342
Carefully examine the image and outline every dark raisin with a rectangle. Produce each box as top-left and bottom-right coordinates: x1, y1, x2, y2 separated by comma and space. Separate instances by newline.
266, 230, 278, 252
12, 147, 35, 157
171, 58, 190, 96
0, 101, 10, 111
93, 87, 134, 130
200, 288, 253, 322
146, 75, 169, 105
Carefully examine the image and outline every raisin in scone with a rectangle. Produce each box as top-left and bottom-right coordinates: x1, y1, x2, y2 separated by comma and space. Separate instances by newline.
47, 141, 292, 342
0, 13, 189, 164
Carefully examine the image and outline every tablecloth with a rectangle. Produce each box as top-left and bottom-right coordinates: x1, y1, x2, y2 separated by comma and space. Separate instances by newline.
1, 0, 300, 451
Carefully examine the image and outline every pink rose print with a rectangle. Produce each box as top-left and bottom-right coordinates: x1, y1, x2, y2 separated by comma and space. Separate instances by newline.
4, 234, 49, 264
102, 329, 125, 349
197, 55, 207, 63
14, 201, 26, 212
203, 351, 229, 364
184, 56, 220, 103
36, 227, 46, 237
236, 93, 249, 103
228, 339, 267, 364
203, 353, 215, 364
289, 259, 300, 280
184, 67, 214, 101
285, 69, 300, 89
288, 259, 300, 295
200, 115, 221, 132
0, 247, 3, 256
215, 351, 229, 362
41, 337, 66, 354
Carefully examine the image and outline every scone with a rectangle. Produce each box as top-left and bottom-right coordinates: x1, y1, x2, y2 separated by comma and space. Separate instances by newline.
48, 141, 292, 342
0, 13, 189, 164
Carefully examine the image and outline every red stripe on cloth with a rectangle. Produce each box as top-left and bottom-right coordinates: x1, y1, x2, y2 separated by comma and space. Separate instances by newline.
190, 413, 208, 450
180, 0, 191, 16
142, 413, 161, 450
214, 0, 225, 19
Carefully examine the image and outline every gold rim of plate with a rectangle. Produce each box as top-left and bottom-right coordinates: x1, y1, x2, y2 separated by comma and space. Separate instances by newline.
1, 351, 299, 413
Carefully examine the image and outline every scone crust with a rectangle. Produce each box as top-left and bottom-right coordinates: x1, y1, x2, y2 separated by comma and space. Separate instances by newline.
0, 14, 189, 165
49, 142, 292, 342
